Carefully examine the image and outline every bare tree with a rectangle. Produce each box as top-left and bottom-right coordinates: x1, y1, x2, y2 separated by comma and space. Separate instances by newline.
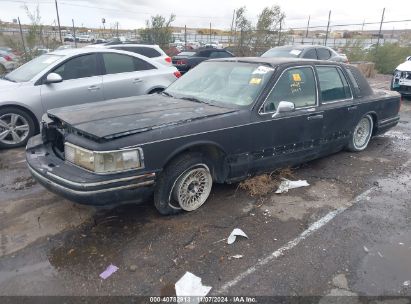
232, 7, 252, 56
254, 6, 286, 54
141, 14, 175, 49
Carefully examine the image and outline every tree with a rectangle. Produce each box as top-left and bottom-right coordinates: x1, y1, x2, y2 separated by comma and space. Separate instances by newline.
140, 14, 175, 49
232, 7, 252, 56
254, 6, 285, 53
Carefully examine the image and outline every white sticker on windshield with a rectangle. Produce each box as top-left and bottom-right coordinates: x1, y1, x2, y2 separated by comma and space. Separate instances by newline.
290, 49, 302, 56
252, 65, 274, 75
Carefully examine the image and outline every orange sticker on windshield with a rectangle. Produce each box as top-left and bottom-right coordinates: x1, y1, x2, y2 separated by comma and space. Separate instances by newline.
292, 73, 302, 81
249, 78, 262, 85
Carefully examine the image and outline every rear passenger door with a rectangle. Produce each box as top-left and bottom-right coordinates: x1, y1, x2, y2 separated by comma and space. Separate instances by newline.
101, 53, 157, 100
316, 65, 357, 152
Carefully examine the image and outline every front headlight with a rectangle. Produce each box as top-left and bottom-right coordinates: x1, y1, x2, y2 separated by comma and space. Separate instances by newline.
64, 142, 143, 173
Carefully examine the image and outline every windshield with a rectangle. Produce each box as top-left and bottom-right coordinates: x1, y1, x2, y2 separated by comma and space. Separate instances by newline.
165, 61, 275, 107
5, 54, 63, 82
261, 48, 302, 58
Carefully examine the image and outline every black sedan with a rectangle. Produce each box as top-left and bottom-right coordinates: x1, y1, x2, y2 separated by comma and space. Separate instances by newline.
172, 48, 234, 73
26, 58, 400, 215
262, 45, 348, 63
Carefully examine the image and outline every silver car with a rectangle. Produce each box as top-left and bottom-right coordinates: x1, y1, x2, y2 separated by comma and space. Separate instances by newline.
0, 48, 180, 148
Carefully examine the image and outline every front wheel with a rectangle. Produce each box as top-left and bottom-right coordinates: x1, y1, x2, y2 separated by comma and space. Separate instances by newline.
347, 114, 374, 152
154, 153, 213, 215
0, 107, 36, 149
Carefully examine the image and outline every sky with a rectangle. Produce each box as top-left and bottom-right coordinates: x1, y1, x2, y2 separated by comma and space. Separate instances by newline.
1, 0, 410, 32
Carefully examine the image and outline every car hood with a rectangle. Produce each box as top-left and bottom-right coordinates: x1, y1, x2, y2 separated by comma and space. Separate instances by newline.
47, 95, 236, 140
396, 60, 411, 72
0, 79, 22, 91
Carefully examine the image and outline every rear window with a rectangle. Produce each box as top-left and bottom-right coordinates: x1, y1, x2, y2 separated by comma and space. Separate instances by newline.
115, 46, 161, 58
261, 48, 302, 58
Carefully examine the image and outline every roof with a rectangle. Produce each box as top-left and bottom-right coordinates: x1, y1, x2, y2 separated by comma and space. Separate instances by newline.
272, 45, 333, 50
47, 47, 144, 56
210, 56, 340, 67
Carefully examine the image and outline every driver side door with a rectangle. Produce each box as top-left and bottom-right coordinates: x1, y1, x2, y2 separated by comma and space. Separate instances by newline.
251, 65, 324, 173
40, 53, 103, 111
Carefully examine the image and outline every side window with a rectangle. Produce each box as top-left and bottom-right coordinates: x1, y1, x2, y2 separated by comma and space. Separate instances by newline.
196, 50, 211, 58
103, 53, 135, 74
52, 54, 98, 80
133, 57, 156, 71
303, 48, 317, 59
209, 51, 229, 58
317, 66, 352, 102
263, 67, 317, 113
116, 47, 161, 58
317, 48, 331, 60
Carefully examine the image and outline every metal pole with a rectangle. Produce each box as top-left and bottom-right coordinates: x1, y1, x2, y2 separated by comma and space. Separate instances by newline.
376, 8, 385, 48
229, 9, 235, 46
116, 22, 119, 37
209, 22, 211, 43
17, 17, 27, 60
324, 10, 331, 46
305, 15, 310, 38
184, 25, 187, 50
55, 0, 63, 43
277, 17, 283, 46
72, 19, 77, 48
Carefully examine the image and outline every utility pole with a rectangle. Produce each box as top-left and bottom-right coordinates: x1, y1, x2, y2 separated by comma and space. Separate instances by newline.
72, 19, 77, 48
209, 22, 212, 43
229, 9, 235, 46
376, 8, 385, 48
17, 17, 27, 60
116, 22, 119, 37
277, 17, 283, 46
55, 0, 62, 43
324, 10, 331, 46
184, 25, 187, 50
305, 15, 310, 38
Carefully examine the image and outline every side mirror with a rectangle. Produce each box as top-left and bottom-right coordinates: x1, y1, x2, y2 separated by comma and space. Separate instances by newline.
45, 73, 63, 84
272, 101, 295, 118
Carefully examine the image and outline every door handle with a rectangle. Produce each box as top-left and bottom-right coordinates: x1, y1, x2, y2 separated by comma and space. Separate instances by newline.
348, 105, 358, 111
307, 114, 323, 120
88, 85, 100, 91
133, 78, 143, 84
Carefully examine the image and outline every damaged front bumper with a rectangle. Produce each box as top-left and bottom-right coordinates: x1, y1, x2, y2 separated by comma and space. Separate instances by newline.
26, 135, 155, 207
392, 70, 411, 96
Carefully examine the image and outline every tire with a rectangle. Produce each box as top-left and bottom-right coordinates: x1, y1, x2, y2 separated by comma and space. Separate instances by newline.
154, 153, 213, 215
347, 114, 374, 152
0, 107, 36, 149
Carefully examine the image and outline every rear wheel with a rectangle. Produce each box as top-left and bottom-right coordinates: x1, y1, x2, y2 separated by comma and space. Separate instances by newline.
0, 107, 36, 149
154, 153, 213, 215
347, 114, 373, 152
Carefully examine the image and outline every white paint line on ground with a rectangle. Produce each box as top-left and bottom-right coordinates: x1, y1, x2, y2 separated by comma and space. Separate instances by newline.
216, 187, 376, 294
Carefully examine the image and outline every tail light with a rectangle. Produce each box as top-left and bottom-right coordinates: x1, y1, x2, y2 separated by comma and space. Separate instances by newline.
3, 55, 12, 61
165, 57, 171, 63
174, 71, 181, 78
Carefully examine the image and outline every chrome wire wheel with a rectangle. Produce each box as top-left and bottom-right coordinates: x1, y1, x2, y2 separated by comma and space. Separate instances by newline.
353, 115, 373, 150
0, 113, 30, 145
173, 165, 212, 211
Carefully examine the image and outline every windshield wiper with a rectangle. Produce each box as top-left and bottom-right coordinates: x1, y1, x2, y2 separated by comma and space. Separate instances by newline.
161, 91, 173, 98
2, 76, 16, 82
180, 96, 203, 103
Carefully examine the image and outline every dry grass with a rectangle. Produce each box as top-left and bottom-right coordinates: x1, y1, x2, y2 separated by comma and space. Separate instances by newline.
238, 168, 294, 197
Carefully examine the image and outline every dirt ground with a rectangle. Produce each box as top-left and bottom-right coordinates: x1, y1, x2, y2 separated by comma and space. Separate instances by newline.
0, 75, 410, 300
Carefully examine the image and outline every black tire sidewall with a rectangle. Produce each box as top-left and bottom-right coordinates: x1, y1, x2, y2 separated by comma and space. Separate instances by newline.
0, 107, 36, 149
154, 153, 212, 215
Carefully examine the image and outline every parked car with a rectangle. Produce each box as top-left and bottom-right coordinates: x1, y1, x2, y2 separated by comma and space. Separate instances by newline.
26, 58, 400, 214
172, 48, 234, 73
63, 34, 78, 42
89, 44, 172, 66
0, 48, 180, 148
0, 50, 18, 72
391, 56, 411, 97
262, 45, 348, 63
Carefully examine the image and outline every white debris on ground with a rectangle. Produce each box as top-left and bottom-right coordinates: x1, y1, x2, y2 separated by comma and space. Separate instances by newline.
227, 228, 248, 245
275, 178, 309, 194
229, 254, 243, 259
175, 272, 212, 303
